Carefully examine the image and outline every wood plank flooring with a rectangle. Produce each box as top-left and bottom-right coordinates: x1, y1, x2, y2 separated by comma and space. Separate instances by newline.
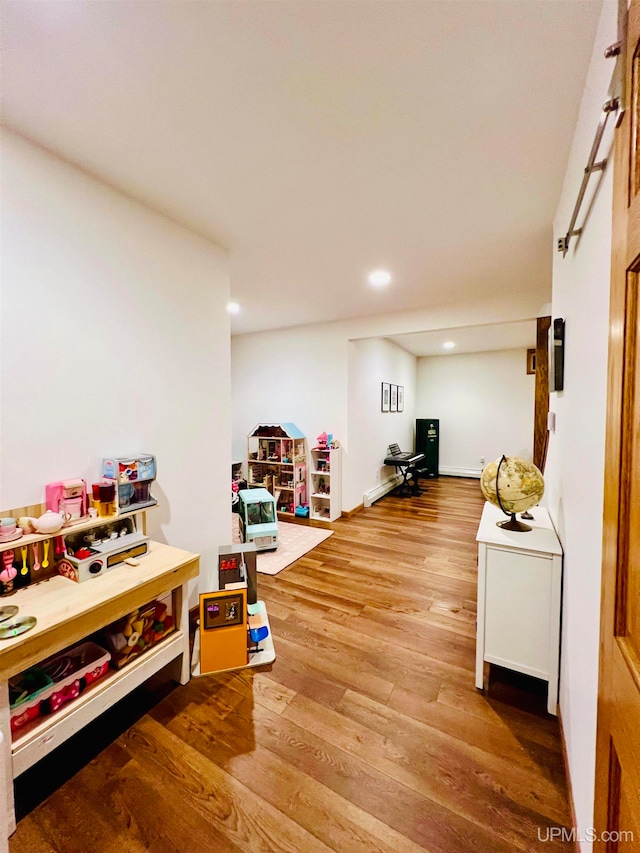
9, 477, 574, 851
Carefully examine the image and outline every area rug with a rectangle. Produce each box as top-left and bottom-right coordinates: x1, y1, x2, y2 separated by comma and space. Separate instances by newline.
232, 515, 333, 575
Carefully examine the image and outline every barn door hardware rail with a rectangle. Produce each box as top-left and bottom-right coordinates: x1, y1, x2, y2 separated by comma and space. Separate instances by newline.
557, 97, 619, 256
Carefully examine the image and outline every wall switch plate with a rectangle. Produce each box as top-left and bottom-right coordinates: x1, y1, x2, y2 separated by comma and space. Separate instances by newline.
480, 456, 485, 464
547, 412, 556, 432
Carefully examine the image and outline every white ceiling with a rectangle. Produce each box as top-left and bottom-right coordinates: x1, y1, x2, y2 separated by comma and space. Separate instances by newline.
1, 1, 600, 335
386, 319, 537, 357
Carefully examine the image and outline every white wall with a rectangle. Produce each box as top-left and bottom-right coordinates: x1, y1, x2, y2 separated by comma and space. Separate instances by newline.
543, 2, 617, 848
1, 130, 231, 602
416, 349, 534, 476
231, 324, 349, 467
232, 291, 547, 511
345, 338, 416, 509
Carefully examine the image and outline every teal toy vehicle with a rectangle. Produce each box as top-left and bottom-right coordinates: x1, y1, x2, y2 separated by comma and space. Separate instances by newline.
237, 488, 279, 551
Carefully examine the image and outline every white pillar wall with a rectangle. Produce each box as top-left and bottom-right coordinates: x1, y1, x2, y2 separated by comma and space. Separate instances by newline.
1, 130, 232, 605
543, 2, 617, 848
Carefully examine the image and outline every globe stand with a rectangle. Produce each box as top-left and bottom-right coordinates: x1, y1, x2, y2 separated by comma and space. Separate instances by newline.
497, 512, 532, 532
493, 455, 534, 532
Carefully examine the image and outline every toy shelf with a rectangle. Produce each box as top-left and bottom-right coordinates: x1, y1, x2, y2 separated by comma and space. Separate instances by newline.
309, 446, 342, 522
249, 461, 294, 467
0, 504, 157, 555
0, 541, 198, 839
11, 630, 184, 775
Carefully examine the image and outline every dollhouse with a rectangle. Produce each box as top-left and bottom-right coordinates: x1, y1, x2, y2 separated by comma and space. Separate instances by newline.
246, 424, 307, 516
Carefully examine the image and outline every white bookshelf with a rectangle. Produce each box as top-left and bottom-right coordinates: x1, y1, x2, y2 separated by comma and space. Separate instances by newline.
309, 446, 342, 521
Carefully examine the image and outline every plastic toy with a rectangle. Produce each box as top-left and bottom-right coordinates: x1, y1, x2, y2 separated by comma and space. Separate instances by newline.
102, 454, 157, 512
45, 479, 88, 524
237, 488, 279, 551
0, 551, 17, 594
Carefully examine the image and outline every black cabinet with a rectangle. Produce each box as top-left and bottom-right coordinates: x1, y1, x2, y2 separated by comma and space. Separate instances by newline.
416, 419, 439, 478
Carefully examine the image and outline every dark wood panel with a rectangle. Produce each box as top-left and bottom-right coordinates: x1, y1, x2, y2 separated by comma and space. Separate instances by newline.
10, 477, 574, 852
534, 314, 551, 470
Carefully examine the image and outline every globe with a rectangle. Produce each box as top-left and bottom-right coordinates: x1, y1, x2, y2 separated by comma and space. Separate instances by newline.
480, 455, 545, 531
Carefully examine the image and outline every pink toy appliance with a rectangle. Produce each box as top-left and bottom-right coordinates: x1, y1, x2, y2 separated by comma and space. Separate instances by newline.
45, 479, 88, 524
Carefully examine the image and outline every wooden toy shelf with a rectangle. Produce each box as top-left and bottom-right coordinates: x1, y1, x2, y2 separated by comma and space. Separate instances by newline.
0, 540, 199, 840
11, 630, 185, 775
0, 504, 157, 554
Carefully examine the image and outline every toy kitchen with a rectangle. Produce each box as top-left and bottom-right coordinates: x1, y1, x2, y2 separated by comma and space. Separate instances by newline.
57, 516, 149, 583
0, 454, 158, 597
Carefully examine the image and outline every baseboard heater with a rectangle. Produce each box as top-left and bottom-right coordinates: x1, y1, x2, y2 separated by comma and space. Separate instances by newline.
439, 466, 482, 479
363, 474, 402, 507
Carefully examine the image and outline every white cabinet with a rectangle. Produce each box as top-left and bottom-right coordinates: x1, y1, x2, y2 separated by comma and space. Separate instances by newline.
309, 447, 342, 522
475, 502, 562, 715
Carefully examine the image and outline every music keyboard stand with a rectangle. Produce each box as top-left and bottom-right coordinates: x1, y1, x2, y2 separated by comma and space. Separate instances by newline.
383, 447, 426, 497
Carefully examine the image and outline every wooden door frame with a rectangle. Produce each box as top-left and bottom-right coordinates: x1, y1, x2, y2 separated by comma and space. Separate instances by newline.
593, 0, 638, 842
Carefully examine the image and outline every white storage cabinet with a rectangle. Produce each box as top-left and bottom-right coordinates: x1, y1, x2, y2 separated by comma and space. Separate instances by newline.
475, 501, 563, 715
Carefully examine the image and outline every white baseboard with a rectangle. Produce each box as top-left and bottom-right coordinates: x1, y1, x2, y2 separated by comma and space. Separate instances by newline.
439, 466, 482, 479
363, 474, 402, 507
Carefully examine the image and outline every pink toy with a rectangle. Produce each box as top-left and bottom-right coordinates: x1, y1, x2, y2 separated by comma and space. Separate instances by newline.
45, 479, 88, 523
316, 432, 328, 449
0, 551, 17, 586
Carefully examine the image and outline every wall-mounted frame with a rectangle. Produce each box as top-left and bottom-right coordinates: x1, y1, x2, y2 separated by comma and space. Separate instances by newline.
527, 348, 536, 375
397, 386, 404, 412
381, 382, 390, 412
390, 384, 398, 412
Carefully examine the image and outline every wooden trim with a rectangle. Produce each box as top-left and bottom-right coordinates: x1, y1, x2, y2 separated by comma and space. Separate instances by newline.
342, 504, 364, 518
533, 315, 551, 470
557, 705, 580, 853
593, 0, 636, 838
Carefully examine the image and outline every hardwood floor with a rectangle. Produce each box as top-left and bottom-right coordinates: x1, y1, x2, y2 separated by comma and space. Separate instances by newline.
10, 477, 573, 852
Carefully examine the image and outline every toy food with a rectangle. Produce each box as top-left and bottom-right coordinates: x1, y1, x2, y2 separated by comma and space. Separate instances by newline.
104, 599, 174, 668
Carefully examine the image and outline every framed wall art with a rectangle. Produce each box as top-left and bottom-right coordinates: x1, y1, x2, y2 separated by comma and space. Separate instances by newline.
526, 348, 536, 375
390, 384, 398, 412
397, 386, 404, 412
381, 382, 390, 412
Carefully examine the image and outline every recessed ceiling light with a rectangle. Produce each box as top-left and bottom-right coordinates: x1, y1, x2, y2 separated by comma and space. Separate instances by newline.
227, 302, 240, 314
443, 341, 455, 350
368, 270, 392, 287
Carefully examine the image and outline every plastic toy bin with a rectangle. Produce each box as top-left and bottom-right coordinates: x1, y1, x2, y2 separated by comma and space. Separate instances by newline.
38, 641, 111, 714
9, 669, 54, 734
